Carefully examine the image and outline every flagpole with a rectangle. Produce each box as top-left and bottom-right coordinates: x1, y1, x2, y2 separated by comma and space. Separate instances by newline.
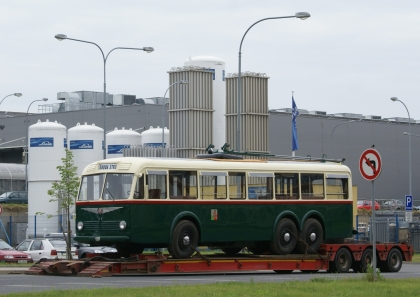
292, 91, 295, 157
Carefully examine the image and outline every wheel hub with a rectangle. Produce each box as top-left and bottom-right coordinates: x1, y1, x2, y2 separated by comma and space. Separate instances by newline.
283, 232, 291, 242
309, 232, 316, 242
182, 235, 190, 246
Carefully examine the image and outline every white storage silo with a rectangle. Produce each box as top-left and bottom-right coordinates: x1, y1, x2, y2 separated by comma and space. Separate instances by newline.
68, 123, 104, 176
27, 120, 67, 238
106, 127, 141, 159
184, 56, 226, 151
141, 126, 169, 147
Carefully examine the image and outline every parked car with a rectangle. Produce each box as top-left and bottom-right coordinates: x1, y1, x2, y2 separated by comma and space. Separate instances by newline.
414, 206, 420, 211
0, 239, 33, 263
383, 199, 405, 210
44, 232, 116, 259
15, 238, 76, 261
76, 245, 118, 259
357, 200, 380, 211
0, 191, 28, 204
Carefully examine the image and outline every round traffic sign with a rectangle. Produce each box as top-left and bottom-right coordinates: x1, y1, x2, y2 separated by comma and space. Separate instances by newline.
359, 148, 382, 181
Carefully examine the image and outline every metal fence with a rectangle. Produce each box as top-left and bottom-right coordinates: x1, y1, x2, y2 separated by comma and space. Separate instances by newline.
0, 214, 74, 247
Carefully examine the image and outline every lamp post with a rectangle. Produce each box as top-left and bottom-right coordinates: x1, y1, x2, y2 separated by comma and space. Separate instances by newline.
25, 98, 48, 191
391, 97, 411, 196
161, 80, 189, 157
55, 34, 154, 159
1, 93, 22, 106
236, 12, 310, 152
330, 120, 357, 155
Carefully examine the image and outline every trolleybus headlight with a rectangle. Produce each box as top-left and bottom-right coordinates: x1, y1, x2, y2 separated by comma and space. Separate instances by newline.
119, 220, 127, 230
77, 222, 84, 231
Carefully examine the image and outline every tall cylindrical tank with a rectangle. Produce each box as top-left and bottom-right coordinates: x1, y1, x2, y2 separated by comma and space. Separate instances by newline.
106, 127, 141, 159
68, 122, 104, 176
27, 119, 67, 238
141, 126, 169, 147
184, 56, 226, 151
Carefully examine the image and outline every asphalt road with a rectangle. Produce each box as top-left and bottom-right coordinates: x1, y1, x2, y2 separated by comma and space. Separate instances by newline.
0, 263, 419, 295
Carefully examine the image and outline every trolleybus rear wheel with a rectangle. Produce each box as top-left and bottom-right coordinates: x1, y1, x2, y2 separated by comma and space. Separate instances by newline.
168, 220, 199, 259
270, 218, 298, 255
296, 218, 323, 254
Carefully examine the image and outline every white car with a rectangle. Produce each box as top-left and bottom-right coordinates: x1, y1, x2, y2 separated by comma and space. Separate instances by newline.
15, 238, 76, 261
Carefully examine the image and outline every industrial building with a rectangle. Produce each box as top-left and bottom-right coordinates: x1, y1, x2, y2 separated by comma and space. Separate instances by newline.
0, 56, 419, 240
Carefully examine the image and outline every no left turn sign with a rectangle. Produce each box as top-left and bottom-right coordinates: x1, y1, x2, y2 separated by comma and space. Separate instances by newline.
359, 148, 382, 181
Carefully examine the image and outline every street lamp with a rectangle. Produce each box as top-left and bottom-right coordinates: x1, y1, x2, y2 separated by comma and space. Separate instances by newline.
1, 93, 22, 106
330, 120, 357, 155
236, 12, 310, 152
55, 34, 154, 159
391, 97, 411, 196
161, 80, 189, 157
25, 98, 48, 191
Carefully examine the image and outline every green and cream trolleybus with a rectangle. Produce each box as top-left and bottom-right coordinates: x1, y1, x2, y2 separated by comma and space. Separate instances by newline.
75, 156, 353, 259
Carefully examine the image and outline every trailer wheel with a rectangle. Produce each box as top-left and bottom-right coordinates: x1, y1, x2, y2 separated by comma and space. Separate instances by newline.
382, 248, 403, 273
270, 218, 298, 255
360, 248, 373, 273
221, 247, 243, 255
168, 220, 199, 259
329, 248, 352, 273
297, 218, 323, 254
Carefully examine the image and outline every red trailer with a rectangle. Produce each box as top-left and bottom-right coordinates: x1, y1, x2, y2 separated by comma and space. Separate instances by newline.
25, 242, 412, 277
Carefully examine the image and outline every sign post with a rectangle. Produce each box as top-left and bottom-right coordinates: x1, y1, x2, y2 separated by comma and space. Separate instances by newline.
359, 148, 382, 281
405, 195, 413, 222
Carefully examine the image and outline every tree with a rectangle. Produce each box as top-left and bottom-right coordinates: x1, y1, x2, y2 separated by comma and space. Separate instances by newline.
47, 149, 79, 260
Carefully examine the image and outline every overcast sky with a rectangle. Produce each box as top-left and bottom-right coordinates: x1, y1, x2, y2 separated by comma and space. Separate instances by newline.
1, 1, 420, 120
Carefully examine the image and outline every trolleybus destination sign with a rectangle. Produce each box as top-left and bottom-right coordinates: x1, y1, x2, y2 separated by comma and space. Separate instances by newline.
359, 148, 382, 181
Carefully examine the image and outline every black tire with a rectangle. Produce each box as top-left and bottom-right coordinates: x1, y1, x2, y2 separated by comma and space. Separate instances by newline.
296, 219, 323, 254
382, 248, 403, 273
247, 241, 271, 255
360, 248, 373, 273
168, 220, 199, 259
329, 248, 352, 273
270, 218, 298, 255
221, 247, 243, 255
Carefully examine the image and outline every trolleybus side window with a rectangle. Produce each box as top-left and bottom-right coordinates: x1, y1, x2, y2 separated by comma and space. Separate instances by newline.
326, 174, 349, 200
248, 172, 274, 200
134, 175, 145, 199
103, 173, 134, 200
146, 170, 167, 199
169, 171, 197, 199
275, 173, 299, 200
228, 172, 246, 199
200, 171, 227, 199
301, 173, 324, 200
200, 171, 227, 200
78, 174, 105, 201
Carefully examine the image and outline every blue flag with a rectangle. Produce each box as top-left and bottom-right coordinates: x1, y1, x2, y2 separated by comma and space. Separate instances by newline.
292, 97, 299, 151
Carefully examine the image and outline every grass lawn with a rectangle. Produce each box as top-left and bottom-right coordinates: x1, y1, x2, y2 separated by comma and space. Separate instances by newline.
2, 277, 420, 297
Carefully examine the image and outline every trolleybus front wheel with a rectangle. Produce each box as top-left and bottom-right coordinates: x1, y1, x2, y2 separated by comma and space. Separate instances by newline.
270, 218, 298, 255
168, 220, 199, 259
